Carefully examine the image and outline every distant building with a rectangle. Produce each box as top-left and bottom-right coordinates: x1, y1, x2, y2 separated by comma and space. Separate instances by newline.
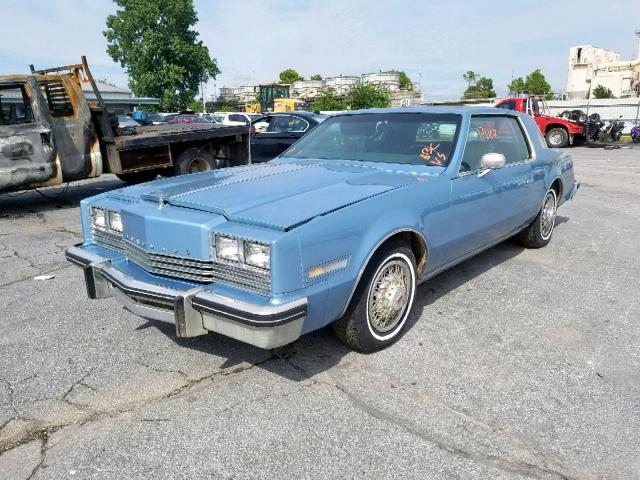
80, 81, 158, 114
218, 70, 423, 108
566, 33, 640, 99
0, 79, 158, 114
361, 71, 401, 92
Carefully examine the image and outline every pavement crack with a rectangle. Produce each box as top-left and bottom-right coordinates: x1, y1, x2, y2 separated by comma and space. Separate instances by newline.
61, 369, 95, 404
0, 264, 72, 289
0, 377, 19, 424
26, 432, 49, 480
331, 384, 581, 480
0, 355, 280, 457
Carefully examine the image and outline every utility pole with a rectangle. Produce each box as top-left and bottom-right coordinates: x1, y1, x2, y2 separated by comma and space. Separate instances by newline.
200, 81, 206, 113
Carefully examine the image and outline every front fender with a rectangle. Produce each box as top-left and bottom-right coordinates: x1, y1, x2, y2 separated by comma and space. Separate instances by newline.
294, 184, 441, 330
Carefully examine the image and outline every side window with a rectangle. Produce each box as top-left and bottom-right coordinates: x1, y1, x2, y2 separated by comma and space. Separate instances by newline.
229, 114, 248, 124
497, 101, 516, 111
267, 116, 289, 133
39, 80, 74, 118
288, 117, 308, 132
267, 115, 307, 133
460, 116, 531, 173
0, 84, 34, 126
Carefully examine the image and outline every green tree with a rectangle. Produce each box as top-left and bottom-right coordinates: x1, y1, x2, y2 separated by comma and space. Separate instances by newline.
508, 77, 525, 96
463, 70, 477, 88
347, 84, 391, 109
187, 98, 205, 112
523, 69, 552, 97
310, 74, 323, 81
279, 68, 304, 84
592, 85, 615, 99
463, 76, 496, 99
310, 88, 347, 111
396, 71, 413, 91
104, 0, 219, 112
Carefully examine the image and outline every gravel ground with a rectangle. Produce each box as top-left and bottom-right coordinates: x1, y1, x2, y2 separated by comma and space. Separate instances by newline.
0, 146, 639, 479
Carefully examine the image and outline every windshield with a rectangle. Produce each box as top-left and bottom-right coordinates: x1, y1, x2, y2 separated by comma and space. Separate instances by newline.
281, 113, 461, 166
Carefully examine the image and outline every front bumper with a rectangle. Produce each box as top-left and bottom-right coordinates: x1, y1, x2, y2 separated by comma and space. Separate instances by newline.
65, 244, 306, 349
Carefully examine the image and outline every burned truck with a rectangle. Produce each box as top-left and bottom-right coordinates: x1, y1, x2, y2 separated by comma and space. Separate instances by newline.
0, 57, 249, 193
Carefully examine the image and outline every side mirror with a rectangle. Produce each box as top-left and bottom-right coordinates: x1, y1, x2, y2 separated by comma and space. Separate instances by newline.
480, 152, 506, 170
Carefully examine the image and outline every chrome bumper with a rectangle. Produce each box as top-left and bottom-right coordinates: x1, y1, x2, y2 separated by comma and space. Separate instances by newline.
65, 245, 306, 349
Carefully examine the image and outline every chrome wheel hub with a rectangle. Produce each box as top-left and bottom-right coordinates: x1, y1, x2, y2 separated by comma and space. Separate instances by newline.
540, 192, 557, 239
368, 260, 411, 334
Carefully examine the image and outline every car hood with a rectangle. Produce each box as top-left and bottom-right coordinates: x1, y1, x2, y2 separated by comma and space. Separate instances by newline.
110, 161, 429, 231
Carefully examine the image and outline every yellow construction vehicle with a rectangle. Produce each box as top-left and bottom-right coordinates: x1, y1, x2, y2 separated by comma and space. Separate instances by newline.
273, 98, 308, 112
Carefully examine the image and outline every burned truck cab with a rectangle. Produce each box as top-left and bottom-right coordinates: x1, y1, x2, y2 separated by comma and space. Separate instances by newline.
0, 70, 102, 193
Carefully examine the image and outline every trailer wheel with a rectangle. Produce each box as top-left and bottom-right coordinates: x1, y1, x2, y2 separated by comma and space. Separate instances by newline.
116, 170, 161, 184
545, 127, 569, 148
174, 148, 217, 175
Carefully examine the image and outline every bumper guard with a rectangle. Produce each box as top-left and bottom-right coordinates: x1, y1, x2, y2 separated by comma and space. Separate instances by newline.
65, 244, 306, 349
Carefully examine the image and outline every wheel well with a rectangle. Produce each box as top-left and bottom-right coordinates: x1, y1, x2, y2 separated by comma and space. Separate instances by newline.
545, 124, 567, 134
375, 230, 428, 275
550, 178, 563, 199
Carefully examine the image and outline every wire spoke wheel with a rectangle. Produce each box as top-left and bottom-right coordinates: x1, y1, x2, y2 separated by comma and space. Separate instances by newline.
540, 191, 557, 239
367, 260, 411, 334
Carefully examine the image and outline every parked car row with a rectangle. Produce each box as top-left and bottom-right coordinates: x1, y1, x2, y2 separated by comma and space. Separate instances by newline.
250, 111, 327, 162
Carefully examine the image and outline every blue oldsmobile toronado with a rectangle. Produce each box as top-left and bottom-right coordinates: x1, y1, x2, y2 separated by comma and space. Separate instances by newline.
66, 107, 578, 352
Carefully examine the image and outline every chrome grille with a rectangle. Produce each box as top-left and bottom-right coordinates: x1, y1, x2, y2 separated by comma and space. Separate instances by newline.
123, 241, 271, 294
92, 228, 125, 253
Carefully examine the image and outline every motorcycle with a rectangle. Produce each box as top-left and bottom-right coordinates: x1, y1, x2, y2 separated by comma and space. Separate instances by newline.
601, 115, 625, 142
631, 123, 640, 143
584, 113, 604, 142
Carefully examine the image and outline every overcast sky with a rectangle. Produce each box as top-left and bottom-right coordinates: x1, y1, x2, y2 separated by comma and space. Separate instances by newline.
1, 0, 638, 100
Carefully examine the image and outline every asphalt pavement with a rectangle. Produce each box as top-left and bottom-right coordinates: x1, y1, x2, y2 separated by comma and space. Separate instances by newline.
1, 146, 639, 479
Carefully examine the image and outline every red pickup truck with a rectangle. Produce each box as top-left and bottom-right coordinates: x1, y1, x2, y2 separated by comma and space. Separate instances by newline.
495, 97, 584, 148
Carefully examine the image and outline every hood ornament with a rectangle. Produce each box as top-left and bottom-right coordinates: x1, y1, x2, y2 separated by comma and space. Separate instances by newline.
158, 192, 167, 209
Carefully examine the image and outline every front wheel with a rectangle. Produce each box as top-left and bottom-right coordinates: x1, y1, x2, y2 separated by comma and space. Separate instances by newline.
333, 242, 417, 353
518, 188, 558, 248
546, 128, 569, 148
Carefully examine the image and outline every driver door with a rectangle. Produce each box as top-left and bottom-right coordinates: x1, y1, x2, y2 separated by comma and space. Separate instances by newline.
0, 78, 57, 191
443, 115, 538, 266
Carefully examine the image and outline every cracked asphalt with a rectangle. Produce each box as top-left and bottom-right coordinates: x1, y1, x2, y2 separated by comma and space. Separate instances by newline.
1, 147, 639, 479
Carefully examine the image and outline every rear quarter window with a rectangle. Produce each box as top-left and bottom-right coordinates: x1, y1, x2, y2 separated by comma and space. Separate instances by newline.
39, 80, 74, 118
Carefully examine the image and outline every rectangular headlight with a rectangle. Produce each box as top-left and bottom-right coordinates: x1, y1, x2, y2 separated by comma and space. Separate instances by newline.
244, 241, 270, 270
90, 206, 106, 229
215, 235, 240, 262
108, 211, 123, 233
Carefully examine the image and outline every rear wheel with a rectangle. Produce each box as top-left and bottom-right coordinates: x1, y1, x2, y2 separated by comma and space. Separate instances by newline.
174, 148, 217, 175
518, 188, 558, 248
333, 242, 417, 353
546, 128, 569, 148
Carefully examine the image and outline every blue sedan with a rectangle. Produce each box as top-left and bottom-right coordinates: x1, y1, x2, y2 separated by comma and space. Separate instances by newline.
66, 107, 578, 352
